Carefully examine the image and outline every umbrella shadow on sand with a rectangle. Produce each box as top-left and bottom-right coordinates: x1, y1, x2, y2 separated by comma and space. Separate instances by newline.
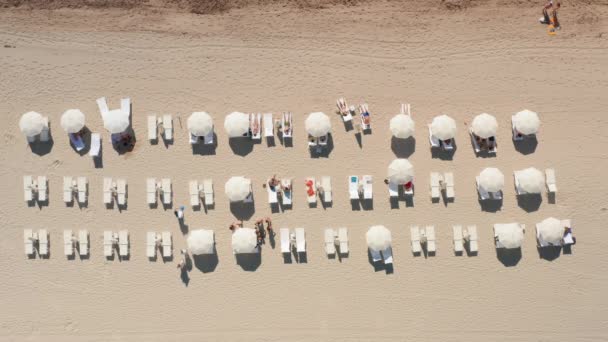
367, 250, 393, 274
513, 137, 538, 155
230, 202, 255, 221
391, 137, 415, 158
517, 194, 542, 212
537, 246, 562, 261
235, 253, 261, 271
193, 253, 219, 273
229, 138, 254, 157
496, 248, 522, 267
29, 136, 54, 156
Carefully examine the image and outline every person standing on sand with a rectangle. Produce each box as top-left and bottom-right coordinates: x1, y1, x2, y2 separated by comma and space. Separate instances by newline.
174, 205, 185, 220
540, 0, 561, 30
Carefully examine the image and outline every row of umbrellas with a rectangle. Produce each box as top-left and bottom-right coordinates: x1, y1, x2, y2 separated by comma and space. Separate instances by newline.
187, 228, 257, 255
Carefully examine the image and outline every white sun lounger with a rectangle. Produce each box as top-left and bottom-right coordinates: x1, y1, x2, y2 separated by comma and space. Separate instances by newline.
78, 230, 88, 256
281, 112, 293, 138
251, 113, 261, 140
147, 178, 157, 205
338, 227, 349, 255
410, 226, 422, 254
383, 247, 393, 264
97, 97, 109, 116
362, 175, 373, 200
512, 116, 524, 141
161, 178, 171, 204
263, 113, 273, 138
295, 228, 306, 253
89, 133, 101, 157
469, 128, 481, 153
428, 125, 440, 148
119, 230, 129, 257
146, 232, 158, 258
103, 177, 113, 204
337, 98, 352, 122
64, 176, 74, 203
562, 220, 574, 245
545, 169, 557, 193
243, 180, 253, 203
24, 229, 34, 255
37, 176, 47, 202
370, 248, 382, 262
120, 97, 131, 117
389, 182, 399, 197
162, 232, 172, 258
162, 115, 172, 141
475, 176, 491, 200
69, 133, 85, 151
267, 179, 278, 204
24, 175, 33, 202
308, 135, 318, 147
39, 117, 50, 142
453, 225, 464, 254
281, 179, 292, 206
203, 179, 214, 206
148, 115, 157, 141
117, 179, 127, 205
349, 176, 359, 200
77, 177, 87, 203
204, 130, 214, 145
513, 171, 525, 195
465, 225, 478, 253
444, 172, 454, 199
321, 176, 332, 203
359, 104, 371, 130
305, 178, 316, 204
64, 230, 74, 256
38, 229, 48, 256
104, 231, 114, 257
430, 172, 441, 200
189, 180, 200, 206
425, 226, 436, 253
324, 229, 337, 255
280, 228, 291, 253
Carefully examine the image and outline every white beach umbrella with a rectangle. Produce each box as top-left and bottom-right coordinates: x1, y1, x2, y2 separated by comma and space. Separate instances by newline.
19, 111, 46, 137
232, 228, 258, 254
471, 113, 498, 139
224, 112, 249, 138
387, 159, 414, 185
366, 225, 392, 251
430, 114, 457, 140
513, 109, 540, 135
103, 109, 130, 134
60, 109, 85, 133
188, 112, 213, 137
224, 176, 251, 202
305, 112, 331, 137
390, 114, 415, 139
187, 229, 215, 255
494, 223, 525, 249
537, 217, 564, 246
516, 167, 544, 194
478, 167, 505, 193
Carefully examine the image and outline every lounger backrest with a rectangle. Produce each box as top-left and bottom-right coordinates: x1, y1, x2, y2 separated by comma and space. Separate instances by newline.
295, 228, 305, 252
280, 228, 290, 253
96, 97, 109, 116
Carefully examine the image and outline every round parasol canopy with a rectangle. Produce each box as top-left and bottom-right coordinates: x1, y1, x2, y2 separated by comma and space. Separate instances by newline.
103, 109, 129, 134
387, 159, 414, 185
494, 223, 525, 249
430, 114, 457, 140
537, 217, 564, 246
19, 111, 46, 137
471, 113, 498, 139
187, 229, 215, 255
224, 176, 251, 202
478, 167, 505, 193
366, 225, 392, 251
513, 109, 540, 135
305, 112, 331, 137
224, 112, 249, 138
516, 167, 544, 194
232, 228, 258, 254
390, 114, 415, 139
60, 109, 85, 133
188, 112, 213, 137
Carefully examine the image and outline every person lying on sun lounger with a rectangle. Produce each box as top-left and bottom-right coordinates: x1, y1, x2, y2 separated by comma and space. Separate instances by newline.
229, 221, 243, 233
251, 115, 260, 135
359, 105, 371, 125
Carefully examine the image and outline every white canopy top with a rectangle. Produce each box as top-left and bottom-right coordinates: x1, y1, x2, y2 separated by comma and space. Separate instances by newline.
494, 223, 525, 249
305, 112, 331, 137
471, 113, 498, 139
430, 114, 457, 140
60, 109, 86, 133
387, 159, 414, 185
232, 228, 258, 254
366, 225, 392, 251
188, 112, 213, 137
224, 112, 249, 138
516, 167, 544, 194
513, 109, 540, 135
103, 109, 130, 134
390, 114, 415, 139
536, 217, 564, 246
19, 111, 46, 137
479, 167, 505, 193
187, 229, 215, 255
224, 176, 251, 202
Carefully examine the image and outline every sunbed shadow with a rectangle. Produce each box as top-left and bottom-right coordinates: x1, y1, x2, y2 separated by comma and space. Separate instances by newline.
404, 196, 415, 207
431, 145, 455, 160
517, 194, 542, 212
161, 136, 173, 149
363, 128, 372, 135
355, 132, 362, 149
30, 137, 54, 156
192, 141, 217, 156
230, 202, 255, 220
193, 253, 219, 273
389, 197, 400, 209
513, 137, 538, 155
563, 243, 575, 255
282, 252, 292, 264
266, 136, 275, 147
270, 203, 280, 213
465, 243, 478, 257
343, 119, 354, 132
391, 137, 415, 158
36, 199, 48, 209
361, 199, 373, 210
235, 253, 261, 271
336, 245, 349, 261
93, 148, 103, 168
496, 248, 522, 267
441, 191, 453, 206
350, 199, 361, 211
320, 200, 332, 210
480, 199, 502, 212
162, 202, 173, 211
296, 251, 307, 264
548, 192, 556, 204
229, 138, 254, 157
538, 246, 562, 261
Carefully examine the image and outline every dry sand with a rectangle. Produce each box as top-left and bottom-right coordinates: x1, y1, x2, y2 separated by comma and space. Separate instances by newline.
1, 1, 608, 341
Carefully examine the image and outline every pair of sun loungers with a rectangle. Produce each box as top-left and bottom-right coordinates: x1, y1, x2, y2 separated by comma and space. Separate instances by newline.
430, 172, 454, 200
277, 112, 293, 139
280, 228, 306, 255
349, 175, 373, 200
469, 128, 497, 154
63, 176, 87, 204
63, 230, 89, 256
369, 246, 393, 264
189, 179, 214, 207
428, 125, 454, 150
475, 176, 503, 200
148, 115, 173, 142
146, 178, 172, 205
388, 181, 414, 198
452, 225, 478, 254
267, 178, 293, 206
24, 229, 48, 257
23, 175, 47, 203
303, 177, 331, 205
410, 226, 436, 255
146, 232, 172, 258
104, 230, 129, 257
104, 177, 127, 205
324, 228, 348, 256
337, 98, 372, 131
535, 219, 573, 247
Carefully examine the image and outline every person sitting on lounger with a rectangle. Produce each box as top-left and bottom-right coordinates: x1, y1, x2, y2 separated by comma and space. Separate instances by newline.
281, 181, 292, 192
268, 175, 280, 190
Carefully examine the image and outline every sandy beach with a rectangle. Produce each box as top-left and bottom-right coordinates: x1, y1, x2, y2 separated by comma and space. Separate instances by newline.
1, 1, 608, 340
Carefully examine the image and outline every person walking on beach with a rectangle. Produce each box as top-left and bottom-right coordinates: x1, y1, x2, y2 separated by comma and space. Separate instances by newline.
176, 249, 187, 269
174, 205, 185, 221
540, 0, 561, 30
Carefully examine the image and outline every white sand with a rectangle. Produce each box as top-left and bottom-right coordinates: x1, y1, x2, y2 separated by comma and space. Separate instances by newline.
1, 2, 608, 341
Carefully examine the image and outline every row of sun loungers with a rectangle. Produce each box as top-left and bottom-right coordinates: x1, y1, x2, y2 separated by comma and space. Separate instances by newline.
148, 115, 173, 141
